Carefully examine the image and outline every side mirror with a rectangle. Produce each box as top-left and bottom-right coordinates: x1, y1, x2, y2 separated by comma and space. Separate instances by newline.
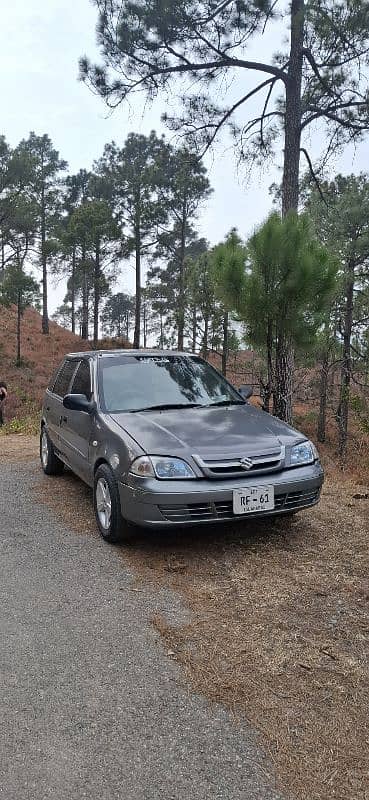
238, 384, 253, 400
63, 393, 95, 414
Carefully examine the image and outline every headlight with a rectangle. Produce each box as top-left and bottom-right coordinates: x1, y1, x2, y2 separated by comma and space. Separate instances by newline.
290, 440, 319, 466
130, 455, 196, 479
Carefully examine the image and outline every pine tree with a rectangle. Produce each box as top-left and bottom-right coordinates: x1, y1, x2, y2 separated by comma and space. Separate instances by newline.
69, 199, 120, 345
211, 229, 246, 376
18, 133, 67, 335
156, 147, 212, 349
0, 196, 40, 365
100, 292, 135, 340
222, 211, 337, 419
81, 0, 369, 419
95, 132, 169, 347
306, 174, 369, 460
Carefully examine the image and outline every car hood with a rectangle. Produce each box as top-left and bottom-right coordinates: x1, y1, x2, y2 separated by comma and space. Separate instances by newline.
109, 404, 304, 458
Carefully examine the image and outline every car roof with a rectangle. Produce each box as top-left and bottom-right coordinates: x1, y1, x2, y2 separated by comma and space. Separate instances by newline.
64, 349, 197, 359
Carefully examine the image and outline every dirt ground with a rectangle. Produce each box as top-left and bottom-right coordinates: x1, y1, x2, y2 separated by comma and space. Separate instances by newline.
0, 434, 40, 462
3, 434, 369, 800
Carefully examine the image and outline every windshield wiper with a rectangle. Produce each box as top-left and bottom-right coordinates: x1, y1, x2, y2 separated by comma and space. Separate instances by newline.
204, 399, 246, 407
130, 402, 204, 412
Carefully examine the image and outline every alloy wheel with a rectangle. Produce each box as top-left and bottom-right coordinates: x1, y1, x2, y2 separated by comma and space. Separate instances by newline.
96, 478, 112, 530
41, 431, 49, 468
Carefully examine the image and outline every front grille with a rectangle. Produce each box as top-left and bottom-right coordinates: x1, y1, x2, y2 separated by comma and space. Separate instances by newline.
193, 448, 285, 478
158, 488, 320, 523
206, 459, 281, 475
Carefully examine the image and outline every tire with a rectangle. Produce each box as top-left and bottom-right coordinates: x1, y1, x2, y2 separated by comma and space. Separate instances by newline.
40, 428, 64, 476
93, 463, 131, 544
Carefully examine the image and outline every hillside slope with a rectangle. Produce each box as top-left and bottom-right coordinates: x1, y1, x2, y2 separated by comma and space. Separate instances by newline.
0, 306, 91, 421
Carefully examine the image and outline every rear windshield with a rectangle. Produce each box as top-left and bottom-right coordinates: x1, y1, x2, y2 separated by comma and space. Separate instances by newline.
98, 355, 240, 413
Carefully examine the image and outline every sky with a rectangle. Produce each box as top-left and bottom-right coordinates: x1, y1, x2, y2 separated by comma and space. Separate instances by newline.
0, 0, 368, 313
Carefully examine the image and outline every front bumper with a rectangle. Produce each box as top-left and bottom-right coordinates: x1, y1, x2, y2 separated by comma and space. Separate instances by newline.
118, 462, 324, 527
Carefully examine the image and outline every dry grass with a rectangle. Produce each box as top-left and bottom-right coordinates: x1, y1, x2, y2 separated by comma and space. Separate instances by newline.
116, 466, 369, 800
5, 434, 369, 799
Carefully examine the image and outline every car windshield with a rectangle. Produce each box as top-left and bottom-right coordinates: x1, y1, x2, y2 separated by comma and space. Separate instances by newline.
98, 355, 243, 413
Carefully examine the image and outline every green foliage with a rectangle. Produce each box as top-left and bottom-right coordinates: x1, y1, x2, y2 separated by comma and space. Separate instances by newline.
14, 133, 67, 332
0, 136, 34, 216
96, 131, 171, 345
240, 211, 337, 351
69, 198, 120, 261
0, 265, 40, 314
96, 132, 169, 247
306, 174, 369, 273
211, 229, 247, 313
100, 292, 135, 338
306, 173, 369, 452
17, 133, 67, 237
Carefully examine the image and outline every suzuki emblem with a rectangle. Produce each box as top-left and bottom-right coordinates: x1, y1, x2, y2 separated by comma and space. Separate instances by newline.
240, 457, 253, 470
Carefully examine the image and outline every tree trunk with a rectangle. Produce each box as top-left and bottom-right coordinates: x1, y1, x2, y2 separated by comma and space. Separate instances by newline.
203, 314, 209, 359
222, 311, 229, 376
275, 0, 304, 422
17, 290, 21, 367
337, 260, 355, 462
71, 245, 76, 334
1, 231, 5, 272
317, 348, 329, 444
261, 320, 274, 413
93, 237, 100, 348
192, 306, 197, 352
133, 212, 141, 349
143, 297, 147, 348
273, 333, 294, 423
41, 184, 49, 334
177, 197, 187, 350
81, 241, 89, 340
281, 0, 304, 217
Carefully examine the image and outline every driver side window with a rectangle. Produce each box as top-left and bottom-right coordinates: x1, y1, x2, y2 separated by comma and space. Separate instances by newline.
71, 360, 92, 400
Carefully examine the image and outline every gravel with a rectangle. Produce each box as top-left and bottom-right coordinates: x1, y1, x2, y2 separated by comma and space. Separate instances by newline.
0, 459, 284, 800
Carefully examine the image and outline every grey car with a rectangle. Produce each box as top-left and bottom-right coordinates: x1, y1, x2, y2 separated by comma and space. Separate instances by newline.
40, 350, 324, 543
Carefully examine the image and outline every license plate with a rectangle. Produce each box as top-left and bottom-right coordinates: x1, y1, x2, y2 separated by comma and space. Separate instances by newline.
233, 485, 274, 515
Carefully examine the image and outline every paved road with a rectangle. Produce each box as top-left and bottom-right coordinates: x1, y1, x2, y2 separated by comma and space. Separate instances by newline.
0, 459, 283, 800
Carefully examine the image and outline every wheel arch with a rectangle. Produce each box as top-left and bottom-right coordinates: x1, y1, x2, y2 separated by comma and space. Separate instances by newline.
94, 457, 111, 475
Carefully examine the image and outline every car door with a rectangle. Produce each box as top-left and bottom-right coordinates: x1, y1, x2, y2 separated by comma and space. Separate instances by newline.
47, 359, 78, 455
59, 358, 94, 484
44, 361, 65, 450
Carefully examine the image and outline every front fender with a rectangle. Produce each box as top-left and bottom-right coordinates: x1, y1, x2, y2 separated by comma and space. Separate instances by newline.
90, 415, 144, 481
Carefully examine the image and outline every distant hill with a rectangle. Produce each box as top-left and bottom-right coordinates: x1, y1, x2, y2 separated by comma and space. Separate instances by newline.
0, 306, 92, 421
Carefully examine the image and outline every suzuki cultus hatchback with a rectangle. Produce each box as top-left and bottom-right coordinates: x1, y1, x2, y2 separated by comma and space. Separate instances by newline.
41, 351, 324, 542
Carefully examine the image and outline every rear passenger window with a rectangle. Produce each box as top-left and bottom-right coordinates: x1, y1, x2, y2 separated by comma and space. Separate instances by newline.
53, 360, 78, 398
48, 364, 62, 392
71, 361, 92, 400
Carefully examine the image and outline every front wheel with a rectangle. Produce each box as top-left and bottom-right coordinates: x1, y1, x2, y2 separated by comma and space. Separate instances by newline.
40, 428, 64, 476
93, 464, 132, 543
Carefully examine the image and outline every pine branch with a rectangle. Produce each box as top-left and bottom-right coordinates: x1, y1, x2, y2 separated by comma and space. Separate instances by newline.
197, 76, 279, 156
302, 47, 341, 101
85, 55, 288, 105
300, 148, 327, 205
